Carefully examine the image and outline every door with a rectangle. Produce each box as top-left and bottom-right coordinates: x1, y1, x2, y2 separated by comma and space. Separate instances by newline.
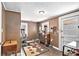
62, 15, 79, 48
21, 22, 28, 37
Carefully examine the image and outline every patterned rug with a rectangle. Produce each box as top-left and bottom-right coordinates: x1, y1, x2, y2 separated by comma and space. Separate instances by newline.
22, 43, 49, 56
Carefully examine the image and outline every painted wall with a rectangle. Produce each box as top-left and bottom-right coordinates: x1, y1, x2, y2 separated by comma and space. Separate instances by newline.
28, 22, 38, 40
49, 17, 59, 48
0, 2, 2, 43
21, 21, 39, 40
2, 3, 6, 43
0, 2, 2, 56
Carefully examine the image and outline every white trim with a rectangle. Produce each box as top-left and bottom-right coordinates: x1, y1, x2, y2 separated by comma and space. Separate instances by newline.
60, 11, 79, 19
0, 2, 2, 56
2, 2, 6, 10
0, 2, 2, 43
59, 10, 79, 52
53, 46, 62, 51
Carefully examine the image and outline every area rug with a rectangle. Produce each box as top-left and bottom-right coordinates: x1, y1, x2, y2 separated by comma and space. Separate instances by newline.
22, 43, 49, 56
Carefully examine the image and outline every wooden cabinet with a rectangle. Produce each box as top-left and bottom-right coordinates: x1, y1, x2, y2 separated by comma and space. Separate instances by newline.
2, 40, 17, 56
39, 33, 45, 44
45, 34, 50, 46
39, 33, 50, 46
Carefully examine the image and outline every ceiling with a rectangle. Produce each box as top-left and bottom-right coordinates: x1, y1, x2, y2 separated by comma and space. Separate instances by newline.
3, 2, 79, 22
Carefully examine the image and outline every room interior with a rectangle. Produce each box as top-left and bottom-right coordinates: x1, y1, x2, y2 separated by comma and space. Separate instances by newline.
0, 2, 79, 56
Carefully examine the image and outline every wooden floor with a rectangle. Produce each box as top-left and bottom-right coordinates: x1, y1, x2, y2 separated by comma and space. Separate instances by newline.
22, 42, 62, 56
39, 46, 62, 56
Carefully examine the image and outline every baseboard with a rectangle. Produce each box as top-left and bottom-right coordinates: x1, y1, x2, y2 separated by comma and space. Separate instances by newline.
53, 46, 61, 51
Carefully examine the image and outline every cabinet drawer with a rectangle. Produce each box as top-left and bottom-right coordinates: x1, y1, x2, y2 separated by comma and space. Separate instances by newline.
3, 45, 17, 53
10, 45, 17, 51
3, 46, 12, 53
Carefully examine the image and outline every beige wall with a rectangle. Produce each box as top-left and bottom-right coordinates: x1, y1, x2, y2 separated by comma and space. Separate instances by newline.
5, 10, 21, 52
49, 17, 59, 48
28, 22, 38, 40
2, 3, 6, 42
21, 21, 39, 40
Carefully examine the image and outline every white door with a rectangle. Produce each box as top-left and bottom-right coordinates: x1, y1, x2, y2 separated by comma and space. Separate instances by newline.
62, 16, 79, 48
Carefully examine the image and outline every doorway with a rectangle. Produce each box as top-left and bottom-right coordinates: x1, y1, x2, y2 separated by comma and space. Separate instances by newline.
20, 22, 28, 47
62, 16, 79, 47
62, 15, 79, 55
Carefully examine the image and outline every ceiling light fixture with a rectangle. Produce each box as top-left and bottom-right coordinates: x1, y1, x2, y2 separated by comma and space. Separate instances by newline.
39, 10, 45, 14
